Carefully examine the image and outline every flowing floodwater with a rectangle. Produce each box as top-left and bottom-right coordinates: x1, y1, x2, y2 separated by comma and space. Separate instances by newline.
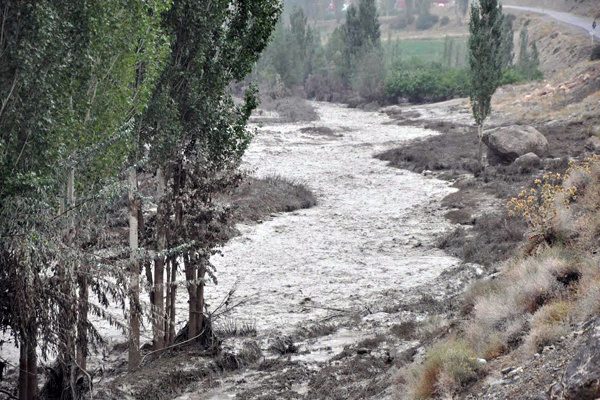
2, 102, 462, 399
201, 102, 459, 335
178, 102, 464, 399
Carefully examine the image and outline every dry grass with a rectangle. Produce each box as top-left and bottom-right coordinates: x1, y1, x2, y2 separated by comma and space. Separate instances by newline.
258, 96, 319, 123
399, 157, 600, 398
214, 319, 257, 338
405, 340, 481, 399
523, 301, 571, 354
229, 175, 317, 223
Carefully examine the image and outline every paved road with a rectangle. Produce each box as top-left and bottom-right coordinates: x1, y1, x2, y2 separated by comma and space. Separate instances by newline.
504, 5, 600, 40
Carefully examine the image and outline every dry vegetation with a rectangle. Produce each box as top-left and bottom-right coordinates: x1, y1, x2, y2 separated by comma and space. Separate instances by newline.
398, 156, 600, 398
229, 175, 317, 223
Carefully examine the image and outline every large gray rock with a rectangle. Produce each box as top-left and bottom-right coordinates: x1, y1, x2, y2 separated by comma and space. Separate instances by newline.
562, 320, 600, 399
483, 125, 549, 165
513, 152, 541, 172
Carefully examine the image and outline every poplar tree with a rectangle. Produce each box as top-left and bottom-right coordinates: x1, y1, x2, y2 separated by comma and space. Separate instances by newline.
468, 0, 504, 167
0, 0, 169, 395
141, 0, 281, 348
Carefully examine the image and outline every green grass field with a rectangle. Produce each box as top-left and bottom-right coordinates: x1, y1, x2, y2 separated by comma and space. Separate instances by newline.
383, 37, 467, 65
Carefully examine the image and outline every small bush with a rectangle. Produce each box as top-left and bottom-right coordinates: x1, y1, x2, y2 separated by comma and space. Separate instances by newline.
415, 13, 439, 30
411, 340, 481, 398
269, 336, 297, 355
591, 44, 600, 61
440, 16, 450, 26
508, 171, 577, 247
530, 301, 570, 328
390, 321, 419, 339
461, 279, 500, 316
500, 68, 526, 85
215, 320, 257, 338
525, 323, 568, 354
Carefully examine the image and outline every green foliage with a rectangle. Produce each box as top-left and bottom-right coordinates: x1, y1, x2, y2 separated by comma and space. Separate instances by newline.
386, 61, 470, 102
415, 13, 439, 30
499, 14, 516, 69
0, 0, 170, 372
516, 28, 543, 81
412, 340, 481, 398
256, 0, 383, 98
468, 0, 504, 127
0, 0, 281, 388
256, 8, 319, 88
341, 0, 381, 83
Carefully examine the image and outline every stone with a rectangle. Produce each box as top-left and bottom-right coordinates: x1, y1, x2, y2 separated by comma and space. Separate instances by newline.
483, 125, 549, 165
585, 136, 600, 153
513, 152, 542, 172
562, 319, 600, 399
501, 366, 514, 375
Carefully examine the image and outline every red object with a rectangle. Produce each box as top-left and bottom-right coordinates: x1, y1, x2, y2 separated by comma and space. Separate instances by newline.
396, 0, 406, 10
329, 2, 334, 10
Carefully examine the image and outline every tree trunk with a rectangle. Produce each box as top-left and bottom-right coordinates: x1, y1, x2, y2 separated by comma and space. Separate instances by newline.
164, 257, 172, 345
185, 254, 198, 339
66, 167, 77, 396
145, 260, 154, 306
26, 325, 37, 400
76, 270, 88, 371
18, 338, 28, 400
195, 263, 206, 334
153, 168, 167, 350
128, 167, 141, 371
168, 257, 177, 344
477, 123, 484, 168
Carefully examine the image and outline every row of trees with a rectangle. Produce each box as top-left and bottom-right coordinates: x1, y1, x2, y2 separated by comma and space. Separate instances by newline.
256, 0, 384, 101
0, 1, 280, 399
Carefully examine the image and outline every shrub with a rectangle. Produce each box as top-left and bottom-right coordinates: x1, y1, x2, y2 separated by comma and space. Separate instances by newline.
440, 16, 450, 26
500, 68, 526, 85
411, 340, 481, 398
525, 322, 568, 354
591, 44, 600, 61
415, 13, 439, 30
390, 15, 412, 30
530, 301, 570, 328
508, 171, 577, 247
230, 175, 317, 222
304, 73, 346, 102
385, 61, 470, 103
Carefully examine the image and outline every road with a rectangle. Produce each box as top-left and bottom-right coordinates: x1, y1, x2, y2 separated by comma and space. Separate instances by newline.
504, 5, 600, 40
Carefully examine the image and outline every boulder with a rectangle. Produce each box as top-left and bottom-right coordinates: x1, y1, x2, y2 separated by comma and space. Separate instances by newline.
585, 136, 600, 153
483, 125, 549, 165
562, 319, 600, 399
513, 152, 541, 172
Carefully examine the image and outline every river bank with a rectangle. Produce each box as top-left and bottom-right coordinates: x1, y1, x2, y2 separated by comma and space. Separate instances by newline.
72, 100, 488, 400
